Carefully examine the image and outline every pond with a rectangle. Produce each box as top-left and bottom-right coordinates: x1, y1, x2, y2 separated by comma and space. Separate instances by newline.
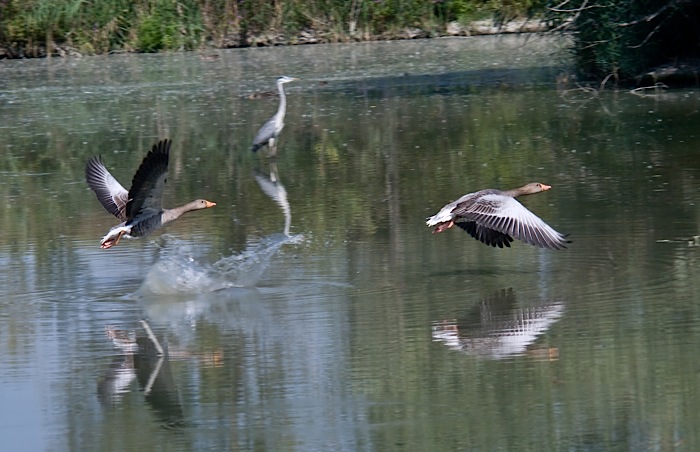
1, 35, 699, 451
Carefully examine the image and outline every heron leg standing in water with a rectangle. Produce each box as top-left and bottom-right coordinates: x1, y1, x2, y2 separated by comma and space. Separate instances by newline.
251, 76, 299, 157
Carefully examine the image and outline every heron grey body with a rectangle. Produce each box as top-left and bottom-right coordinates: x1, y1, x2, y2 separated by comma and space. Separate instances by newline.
251, 76, 298, 155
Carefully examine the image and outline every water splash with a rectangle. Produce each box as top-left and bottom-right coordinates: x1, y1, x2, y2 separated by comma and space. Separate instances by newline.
137, 233, 305, 295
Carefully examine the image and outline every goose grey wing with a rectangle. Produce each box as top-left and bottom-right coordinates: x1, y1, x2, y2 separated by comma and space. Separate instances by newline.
85, 155, 129, 220
126, 139, 170, 220
462, 194, 569, 250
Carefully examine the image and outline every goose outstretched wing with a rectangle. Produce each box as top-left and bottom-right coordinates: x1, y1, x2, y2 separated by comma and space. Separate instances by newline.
457, 194, 568, 250
85, 155, 129, 220
126, 139, 170, 220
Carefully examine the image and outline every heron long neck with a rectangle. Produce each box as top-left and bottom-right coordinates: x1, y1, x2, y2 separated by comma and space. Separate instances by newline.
276, 81, 287, 120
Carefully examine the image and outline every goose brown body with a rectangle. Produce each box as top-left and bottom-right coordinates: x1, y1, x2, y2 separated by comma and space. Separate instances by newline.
426, 182, 569, 250
85, 139, 216, 249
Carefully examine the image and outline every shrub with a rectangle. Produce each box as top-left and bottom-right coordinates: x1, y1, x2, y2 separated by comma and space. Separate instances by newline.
547, 0, 700, 82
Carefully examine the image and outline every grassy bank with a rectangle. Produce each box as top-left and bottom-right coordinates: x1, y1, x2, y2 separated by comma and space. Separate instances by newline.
0, 0, 546, 57
3, 0, 697, 87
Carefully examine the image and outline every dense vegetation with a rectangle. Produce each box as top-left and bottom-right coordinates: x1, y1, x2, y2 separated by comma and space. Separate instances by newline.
546, 0, 700, 83
0, 0, 545, 57
0, 0, 698, 84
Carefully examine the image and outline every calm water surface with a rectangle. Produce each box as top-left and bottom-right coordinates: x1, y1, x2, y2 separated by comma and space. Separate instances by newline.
1, 35, 700, 451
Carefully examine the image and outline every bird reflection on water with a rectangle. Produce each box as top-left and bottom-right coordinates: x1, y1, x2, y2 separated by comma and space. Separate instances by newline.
97, 320, 223, 428
432, 288, 563, 360
254, 161, 292, 237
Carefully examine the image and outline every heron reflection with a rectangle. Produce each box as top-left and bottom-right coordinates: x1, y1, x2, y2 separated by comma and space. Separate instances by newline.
97, 320, 220, 428
254, 161, 291, 237
97, 321, 172, 393
96, 326, 139, 404
432, 289, 563, 360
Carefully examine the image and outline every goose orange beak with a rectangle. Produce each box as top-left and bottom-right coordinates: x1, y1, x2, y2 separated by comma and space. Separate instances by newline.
205, 201, 216, 208
541, 184, 551, 191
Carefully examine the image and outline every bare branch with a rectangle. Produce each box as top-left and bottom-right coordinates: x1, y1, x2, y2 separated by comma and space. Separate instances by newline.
628, 16, 671, 49
549, 0, 606, 13
618, 0, 687, 27
599, 72, 617, 90
546, 0, 592, 34
630, 83, 668, 96
579, 39, 611, 51
559, 84, 600, 106
547, 17, 575, 33
550, 0, 573, 9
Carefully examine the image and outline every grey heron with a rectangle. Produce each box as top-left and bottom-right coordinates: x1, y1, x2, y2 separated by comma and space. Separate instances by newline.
251, 76, 299, 155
